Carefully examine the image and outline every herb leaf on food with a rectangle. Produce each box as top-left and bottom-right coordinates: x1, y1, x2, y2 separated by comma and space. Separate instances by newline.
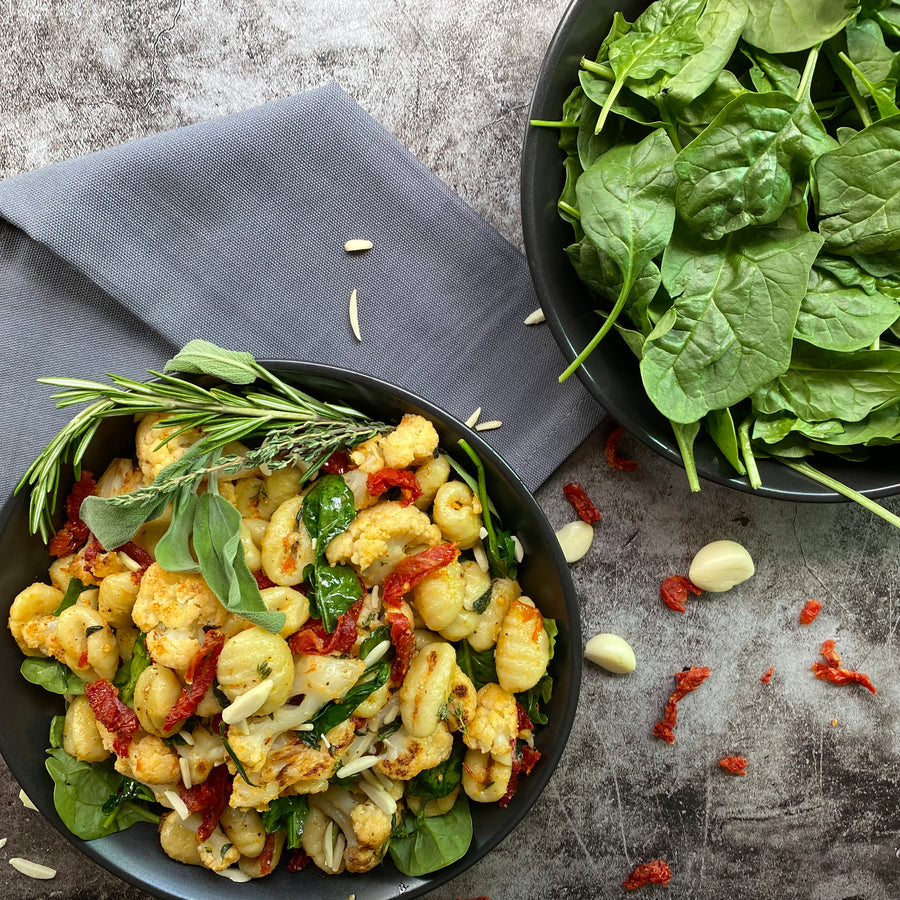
388, 792, 473, 877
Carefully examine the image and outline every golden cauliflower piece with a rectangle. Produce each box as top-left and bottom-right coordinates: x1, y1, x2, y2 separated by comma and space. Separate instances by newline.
326, 501, 441, 586
136, 413, 204, 484
95, 458, 144, 498
349, 414, 438, 474
463, 682, 518, 765
114, 732, 181, 785
132, 563, 228, 671
261, 720, 356, 792
375, 721, 454, 780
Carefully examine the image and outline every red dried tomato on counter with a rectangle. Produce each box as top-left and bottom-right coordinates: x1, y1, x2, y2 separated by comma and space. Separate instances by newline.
562, 482, 601, 523
760, 666, 775, 685
653, 666, 711, 744
799, 599, 822, 625
812, 639, 876, 694
622, 859, 672, 890
660, 575, 701, 614
605, 426, 638, 472
719, 756, 749, 776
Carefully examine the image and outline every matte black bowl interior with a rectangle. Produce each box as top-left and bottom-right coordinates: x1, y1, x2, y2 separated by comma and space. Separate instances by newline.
0, 361, 581, 900
521, 0, 900, 502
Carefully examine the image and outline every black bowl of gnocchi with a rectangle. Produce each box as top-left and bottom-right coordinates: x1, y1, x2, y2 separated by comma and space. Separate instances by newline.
0, 344, 580, 900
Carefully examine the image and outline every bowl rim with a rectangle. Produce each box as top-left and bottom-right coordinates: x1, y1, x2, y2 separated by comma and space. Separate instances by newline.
0, 358, 582, 900
520, 0, 900, 504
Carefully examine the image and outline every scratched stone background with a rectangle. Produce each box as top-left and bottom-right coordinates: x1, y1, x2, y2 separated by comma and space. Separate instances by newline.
1, 1, 900, 899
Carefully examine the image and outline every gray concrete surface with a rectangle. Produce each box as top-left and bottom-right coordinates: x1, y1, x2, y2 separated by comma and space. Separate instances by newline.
2, 1, 900, 899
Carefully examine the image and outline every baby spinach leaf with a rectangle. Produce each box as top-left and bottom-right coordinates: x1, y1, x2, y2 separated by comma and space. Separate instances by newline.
578, 70, 666, 129
845, 16, 899, 118
705, 407, 747, 474
261, 795, 309, 849
45, 748, 158, 840
673, 70, 746, 142
743, 46, 802, 94
742, 0, 859, 54
53, 577, 89, 615
49, 715, 66, 750
798, 404, 900, 445
112, 633, 150, 706
675, 92, 834, 238
815, 116, 900, 253
517, 673, 554, 727
406, 742, 465, 800
752, 344, 900, 421
388, 792, 473, 877
643, 226, 823, 422
359, 625, 392, 661
302, 474, 356, 548
795, 262, 900, 350
455, 643, 497, 691
21, 657, 85, 695
670, 419, 702, 491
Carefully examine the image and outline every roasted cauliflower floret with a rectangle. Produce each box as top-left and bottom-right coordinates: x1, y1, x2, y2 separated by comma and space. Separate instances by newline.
258, 720, 357, 795
291, 655, 368, 721
375, 721, 454, 780
136, 413, 203, 484
308, 786, 393, 874
131, 563, 228, 671
95, 458, 144, 498
349, 414, 438, 474
463, 682, 518, 765
326, 501, 442, 586
114, 732, 181, 785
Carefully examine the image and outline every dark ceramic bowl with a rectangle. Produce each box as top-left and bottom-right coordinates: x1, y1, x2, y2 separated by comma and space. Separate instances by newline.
521, 0, 900, 502
0, 361, 581, 900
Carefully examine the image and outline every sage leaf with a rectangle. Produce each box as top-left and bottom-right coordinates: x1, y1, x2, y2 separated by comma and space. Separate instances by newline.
643, 226, 823, 422
742, 0, 859, 54
675, 92, 834, 239
153, 484, 199, 573
80, 491, 170, 552
164, 339, 258, 385
192, 490, 285, 633
751, 344, 900, 422
815, 116, 900, 254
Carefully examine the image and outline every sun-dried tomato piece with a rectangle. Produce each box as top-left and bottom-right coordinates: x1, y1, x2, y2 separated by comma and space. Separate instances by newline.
605, 426, 638, 472
388, 610, 417, 684
499, 742, 542, 808
257, 832, 278, 876
562, 482, 601, 524
367, 468, 423, 507
660, 575, 701, 614
812, 639, 876, 694
254, 571, 277, 590
164, 630, 226, 732
179, 764, 231, 841
114, 541, 153, 576
799, 599, 822, 625
48, 471, 97, 557
321, 449, 351, 475
516, 702, 535, 737
820, 639, 841, 668
719, 755, 748, 776
287, 850, 312, 872
288, 599, 364, 655
760, 666, 775, 685
85, 679, 141, 757
382, 543, 460, 608
622, 859, 672, 891
652, 666, 711, 744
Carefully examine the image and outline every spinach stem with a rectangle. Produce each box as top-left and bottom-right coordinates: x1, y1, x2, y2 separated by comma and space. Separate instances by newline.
795, 44, 821, 103
580, 57, 614, 81
530, 119, 579, 128
778, 459, 900, 530
558, 200, 581, 220
559, 271, 634, 382
737, 418, 762, 490
670, 420, 701, 492
659, 106, 683, 153
826, 42, 872, 127
595, 78, 625, 135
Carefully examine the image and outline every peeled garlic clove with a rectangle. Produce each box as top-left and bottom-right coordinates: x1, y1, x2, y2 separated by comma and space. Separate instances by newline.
556, 520, 593, 563
688, 539, 755, 593
584, 633, 636, 674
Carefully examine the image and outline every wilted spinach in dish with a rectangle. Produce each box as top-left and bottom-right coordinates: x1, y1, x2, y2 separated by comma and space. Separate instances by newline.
537, 0, 900, 526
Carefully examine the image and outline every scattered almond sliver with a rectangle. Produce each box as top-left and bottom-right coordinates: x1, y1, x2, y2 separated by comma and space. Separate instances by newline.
344, 239, 373, 253
216, 867, 252, 883
524, 307, 546, 325
18, 790, 37, 811
465, 407, 482, 428
0, 838, 7, 849
9, 858, 56, 880
475, 420, 502, 432
349, 289, 362, 342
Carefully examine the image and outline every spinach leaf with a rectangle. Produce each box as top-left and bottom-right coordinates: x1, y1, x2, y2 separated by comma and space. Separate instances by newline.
643, 226, 823, 422
261, 795, 309, 849
795, 262, 900, 350
359, 625, 392, 661
675, 92, 834, 239
53, 577, 90, 615
578, 70, 666, 129
563, 129, 677, 377
388, 792, 473, 877
45, 748, 158, 840
751, 344, 900, 421
843, 17, 900, 119
455, 642, 497, 691
517, 673, 554, 727
406, 741, 464, 800
705, 407, 747, 474
815, 116, 900, 254
299, 662, 390, 746
673, 70, 746, 142
49, 714, 66, 750
112, 633, 150, 706
743, 46, 802, 94
21, 657, 85, 695
742, 0, 859, 54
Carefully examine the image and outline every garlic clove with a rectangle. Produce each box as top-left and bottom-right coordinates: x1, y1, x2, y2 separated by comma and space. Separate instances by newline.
688, 539, 755, 593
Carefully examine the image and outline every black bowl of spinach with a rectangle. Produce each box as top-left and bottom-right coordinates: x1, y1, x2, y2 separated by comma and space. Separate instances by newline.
522, 0, 900, 517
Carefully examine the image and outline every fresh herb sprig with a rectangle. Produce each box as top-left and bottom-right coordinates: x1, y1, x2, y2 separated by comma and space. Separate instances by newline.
18, 341, 390, 632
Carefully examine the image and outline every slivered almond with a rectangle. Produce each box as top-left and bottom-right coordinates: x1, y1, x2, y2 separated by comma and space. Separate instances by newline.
9, 858, 56, 880
465, 407, 482, 428
344, 239, 373, 253
221, 679, 275, 725
349, 289, 362, 342
163, 789, 192, 821
18, 790, 37, 811
475, 420, 502, 432
524, 307, 546, 325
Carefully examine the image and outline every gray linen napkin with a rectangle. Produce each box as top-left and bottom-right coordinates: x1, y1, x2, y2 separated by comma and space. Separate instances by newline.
0, 82, 602, 499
